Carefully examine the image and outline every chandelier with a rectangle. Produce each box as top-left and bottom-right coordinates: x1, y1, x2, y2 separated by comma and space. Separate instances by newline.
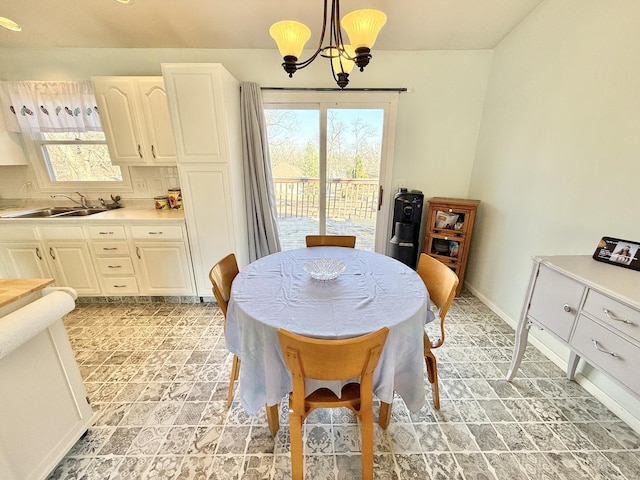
269, 0, 386, 89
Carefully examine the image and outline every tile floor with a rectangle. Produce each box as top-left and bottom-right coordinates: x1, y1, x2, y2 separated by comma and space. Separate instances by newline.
46, 291, 640, 479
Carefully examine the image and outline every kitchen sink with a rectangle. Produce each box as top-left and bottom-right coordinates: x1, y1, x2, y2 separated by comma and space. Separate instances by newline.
0, 207, 110, 218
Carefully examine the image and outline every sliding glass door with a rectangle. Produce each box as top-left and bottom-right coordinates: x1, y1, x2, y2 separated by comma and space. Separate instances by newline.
263, 91, 398, 252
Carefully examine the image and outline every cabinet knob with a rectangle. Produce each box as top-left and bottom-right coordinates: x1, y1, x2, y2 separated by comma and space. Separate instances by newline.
563, 304, 571, 313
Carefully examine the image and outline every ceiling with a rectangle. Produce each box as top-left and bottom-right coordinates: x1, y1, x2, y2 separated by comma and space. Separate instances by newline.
0, 0, 544, 51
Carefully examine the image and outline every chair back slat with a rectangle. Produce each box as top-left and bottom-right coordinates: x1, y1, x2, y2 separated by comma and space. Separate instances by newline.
208, 253, 239, 317
305, 235, 356, 248
417, 253, 459, 348
278, 327, 388, 381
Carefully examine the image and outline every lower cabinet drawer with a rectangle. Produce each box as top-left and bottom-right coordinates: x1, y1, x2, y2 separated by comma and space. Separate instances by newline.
93, 242, 130, 256
583, 290, 640, 343
102, 277, 139, 295
129, 225, 184, 240
571, 314, 640, 395
96, 257, 135, 275
87, 225, 126, 240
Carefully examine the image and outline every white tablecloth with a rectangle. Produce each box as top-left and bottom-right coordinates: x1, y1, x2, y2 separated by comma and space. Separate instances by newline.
226, 247, 432, 415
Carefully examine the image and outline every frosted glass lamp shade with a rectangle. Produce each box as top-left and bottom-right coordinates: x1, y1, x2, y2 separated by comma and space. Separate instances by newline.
0, 16, 22, 32
329, 46, 355, 74
269, 21, 311, 58
341, 9, 387, 49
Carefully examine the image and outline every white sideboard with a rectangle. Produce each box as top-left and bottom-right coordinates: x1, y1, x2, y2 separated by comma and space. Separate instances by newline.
507, 255, 640, 399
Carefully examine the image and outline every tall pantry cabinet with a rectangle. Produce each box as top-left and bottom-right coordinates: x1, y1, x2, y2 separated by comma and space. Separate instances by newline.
162, 64, 248, 297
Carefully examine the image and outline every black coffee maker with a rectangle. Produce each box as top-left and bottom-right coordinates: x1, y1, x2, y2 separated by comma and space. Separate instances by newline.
388, 189, 424, 269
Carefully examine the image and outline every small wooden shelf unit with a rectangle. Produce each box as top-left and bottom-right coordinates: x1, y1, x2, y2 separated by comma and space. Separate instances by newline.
422, 197, 480, 296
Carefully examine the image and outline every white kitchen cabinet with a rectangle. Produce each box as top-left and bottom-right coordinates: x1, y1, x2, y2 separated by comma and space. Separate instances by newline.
89, 226, 139, 295
92, 76, 176, 166
0, 287, 97, 480
162, 63, 248, 297
129, 224, 195, 296
0, 227, 51, 278
0, 110, 27, 166
0, 242, 51, 278
41, 226, 101, 296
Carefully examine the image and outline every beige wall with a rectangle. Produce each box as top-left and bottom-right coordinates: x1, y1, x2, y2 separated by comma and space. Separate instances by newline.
0, 48, 491, 207
466, 0, 640, 424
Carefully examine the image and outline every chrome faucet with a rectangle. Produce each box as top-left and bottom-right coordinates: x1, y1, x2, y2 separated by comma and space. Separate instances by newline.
51, 191, 89, 208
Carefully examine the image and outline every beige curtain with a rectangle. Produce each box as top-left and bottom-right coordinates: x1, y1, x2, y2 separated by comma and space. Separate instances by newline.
240, 82, 281, 261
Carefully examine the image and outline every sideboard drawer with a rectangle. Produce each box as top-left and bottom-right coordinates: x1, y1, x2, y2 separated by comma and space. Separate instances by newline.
528, 265, 585, 341
572, 314, 640, 396
583, 290, 640, 343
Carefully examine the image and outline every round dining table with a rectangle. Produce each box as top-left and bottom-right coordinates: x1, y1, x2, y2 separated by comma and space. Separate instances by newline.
225, 246, 432, 430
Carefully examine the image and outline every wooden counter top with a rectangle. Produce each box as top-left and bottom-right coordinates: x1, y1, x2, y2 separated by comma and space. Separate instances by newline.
0, 279, 55, 308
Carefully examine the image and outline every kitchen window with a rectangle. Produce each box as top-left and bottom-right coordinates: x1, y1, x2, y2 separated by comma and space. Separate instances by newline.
36, 131, 123, 182
1, 79, 133, 192
23, 131, 133, 192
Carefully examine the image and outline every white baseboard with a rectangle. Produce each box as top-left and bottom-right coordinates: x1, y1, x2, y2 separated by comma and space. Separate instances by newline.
465, 283, 640, 434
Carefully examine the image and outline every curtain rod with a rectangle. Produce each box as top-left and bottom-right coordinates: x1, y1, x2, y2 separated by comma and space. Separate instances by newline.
261, 87, 407, 92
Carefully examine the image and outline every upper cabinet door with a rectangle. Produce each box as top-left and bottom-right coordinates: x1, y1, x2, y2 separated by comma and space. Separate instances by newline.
93, 77, 148, 165
92, 76, 177, 166
162, 64, 230, 164
136, 78, 177, 165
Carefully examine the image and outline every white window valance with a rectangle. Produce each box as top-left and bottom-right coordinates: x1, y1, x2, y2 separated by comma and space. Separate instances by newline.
0, 80, 102, 134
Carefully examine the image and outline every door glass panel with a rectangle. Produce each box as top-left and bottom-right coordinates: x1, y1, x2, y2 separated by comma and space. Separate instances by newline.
266, 109, 319, 250
325, 109, 383, 251
265, 106, 384, 252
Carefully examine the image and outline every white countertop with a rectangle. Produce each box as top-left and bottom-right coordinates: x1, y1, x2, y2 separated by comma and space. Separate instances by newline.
0, 207, 185, 224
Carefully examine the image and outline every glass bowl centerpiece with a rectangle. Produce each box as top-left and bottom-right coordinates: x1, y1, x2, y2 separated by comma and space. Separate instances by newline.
303, 258, 346, 281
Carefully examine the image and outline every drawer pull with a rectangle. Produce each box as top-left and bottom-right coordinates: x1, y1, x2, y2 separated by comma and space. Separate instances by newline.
103, 247, 118, 251
592, 340, 619, 357
98, 231, 114, 235
563, 304, 571, 313
107, 265, 122, 269
113, 284, 128, 288
603, 308, 633, 325
148, 231, 163, 235
36, 247, 42, 260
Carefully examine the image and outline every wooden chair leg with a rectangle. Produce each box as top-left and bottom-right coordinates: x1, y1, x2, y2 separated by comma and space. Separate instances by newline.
266, 403, 280, 435
360, 409, 374, 480
289, 412, 304, 480
378, 401, 392, 429
424, 349, 440, 409
225, 354, 240, 409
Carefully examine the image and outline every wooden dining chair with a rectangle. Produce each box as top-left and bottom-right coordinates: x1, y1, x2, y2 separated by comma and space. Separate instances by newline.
417, 253, 459, 409
305, 234, 356, 248
208, 253, 241, 409
277, 327, 389, 480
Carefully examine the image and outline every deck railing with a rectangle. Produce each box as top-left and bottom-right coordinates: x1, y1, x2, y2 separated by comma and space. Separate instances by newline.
272, 178, 379, 220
